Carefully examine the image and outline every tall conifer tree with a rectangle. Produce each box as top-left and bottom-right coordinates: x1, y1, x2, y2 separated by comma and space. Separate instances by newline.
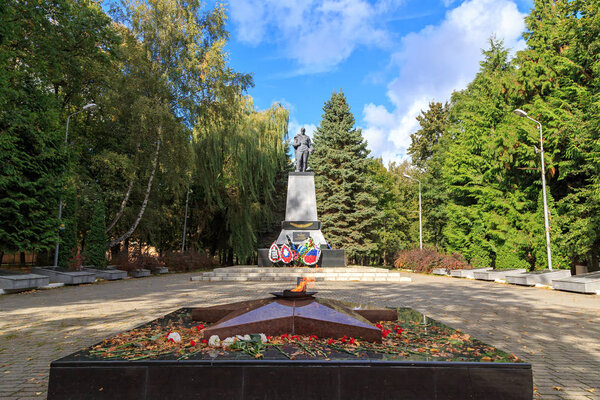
310, 90, 380, 264
85, 199, 107, 268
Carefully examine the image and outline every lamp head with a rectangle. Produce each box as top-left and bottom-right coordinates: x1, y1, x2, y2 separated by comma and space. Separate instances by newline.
403, 173, 412, 179
83, 103, 98, 111
513, 109, 528, 118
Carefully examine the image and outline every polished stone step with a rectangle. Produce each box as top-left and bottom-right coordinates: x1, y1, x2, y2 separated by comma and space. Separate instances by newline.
191, 266, 411, 283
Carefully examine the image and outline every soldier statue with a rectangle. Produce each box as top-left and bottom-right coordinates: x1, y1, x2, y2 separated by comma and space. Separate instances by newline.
293, 127, 314, 172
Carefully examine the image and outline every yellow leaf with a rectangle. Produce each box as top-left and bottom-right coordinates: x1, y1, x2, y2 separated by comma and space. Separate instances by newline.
467, 347, 475, 351
552, 386, 562, 391
480, 356, 492, 362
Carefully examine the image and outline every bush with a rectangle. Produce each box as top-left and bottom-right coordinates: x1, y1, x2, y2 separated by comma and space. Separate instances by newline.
160, 250, 213, 272
111, 251, 164, 272
394, 248, 470, 273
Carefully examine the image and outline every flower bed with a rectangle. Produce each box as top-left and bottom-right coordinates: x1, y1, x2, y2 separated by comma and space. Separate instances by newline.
71, 306, 519, 364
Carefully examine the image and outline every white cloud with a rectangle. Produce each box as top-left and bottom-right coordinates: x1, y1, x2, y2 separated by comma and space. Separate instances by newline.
228, 0, 402, 73
361, 0, 526, 164
288, 118, 317, 139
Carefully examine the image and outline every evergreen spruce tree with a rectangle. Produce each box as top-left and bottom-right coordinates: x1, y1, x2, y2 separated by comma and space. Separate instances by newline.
85, 199, 107, 268
310, 90, 380, 264
58, 189, 78, 269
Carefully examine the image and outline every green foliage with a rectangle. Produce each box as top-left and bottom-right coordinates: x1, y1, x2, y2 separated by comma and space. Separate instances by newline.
408, 102, 449, 169
192, 99, 289, 262
311, 90, 380, 264
85, 199, 107, 268
0, 0, 118, 253
58, 189, 78, 268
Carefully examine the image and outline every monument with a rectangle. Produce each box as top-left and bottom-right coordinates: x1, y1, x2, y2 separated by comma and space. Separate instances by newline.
292, 127, 313, 172
258, 129, 345, 267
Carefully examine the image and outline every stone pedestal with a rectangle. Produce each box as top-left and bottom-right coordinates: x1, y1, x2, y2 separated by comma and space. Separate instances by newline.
276, 172, 327, 246
258, 172, 345, 267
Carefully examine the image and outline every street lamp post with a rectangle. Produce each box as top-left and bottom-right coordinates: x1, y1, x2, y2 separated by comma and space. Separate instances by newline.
513, 109, 553, 271
181, 188, 192, 253
403, 173, 422, 250
53, 103, 98, 267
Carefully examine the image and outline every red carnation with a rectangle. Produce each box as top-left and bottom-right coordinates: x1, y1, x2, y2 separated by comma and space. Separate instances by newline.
291, 335, 299, 341
196, 324, 204, 331
349, 338, 356, 345
190, 340, 196, 346
375, 323, 383, 330
381, 329, 391, 338
309, 335, 318, 341
281, 334, 289, 340
327, 338, 335, 345
394, 326, 403, 334
201, 339, 208, 344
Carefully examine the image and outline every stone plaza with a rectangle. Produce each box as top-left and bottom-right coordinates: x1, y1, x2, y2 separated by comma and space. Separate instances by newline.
0, 272, 599, 399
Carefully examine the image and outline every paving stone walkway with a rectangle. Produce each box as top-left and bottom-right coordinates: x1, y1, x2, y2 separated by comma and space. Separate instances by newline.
0, 271, 598, 399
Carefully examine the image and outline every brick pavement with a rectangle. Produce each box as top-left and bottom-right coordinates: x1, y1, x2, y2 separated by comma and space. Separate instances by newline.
0, 271, 598, 399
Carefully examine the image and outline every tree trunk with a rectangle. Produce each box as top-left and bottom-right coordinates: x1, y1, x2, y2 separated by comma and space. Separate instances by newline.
106, 139, 142, 233
20, 251, 26, 266
107, 138, 161, 249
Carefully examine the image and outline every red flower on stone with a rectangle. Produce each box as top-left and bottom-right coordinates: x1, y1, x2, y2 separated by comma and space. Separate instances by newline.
381, 329, 391, 338
375, 323, 383, 330
190, 340, 196, 346
327, 338, 335, 345
196, 324, 204, 331
201, 339, 208, 344
349, 338, 356, 345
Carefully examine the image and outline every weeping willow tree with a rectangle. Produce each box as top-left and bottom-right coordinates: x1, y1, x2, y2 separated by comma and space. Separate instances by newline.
192, 96, 289, 263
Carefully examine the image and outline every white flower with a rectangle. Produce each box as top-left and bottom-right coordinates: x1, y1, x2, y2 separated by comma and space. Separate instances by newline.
166, 332, 181, 343
208, 335, 220, 347
222, 337, 236, 347
259, 333, 267, 343
235, 335, 245, 341
243, 334, 251, 341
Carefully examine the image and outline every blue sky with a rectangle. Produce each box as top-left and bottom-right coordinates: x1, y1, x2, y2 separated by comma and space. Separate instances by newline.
221, 0, 533, 165
104, 0, 534, 164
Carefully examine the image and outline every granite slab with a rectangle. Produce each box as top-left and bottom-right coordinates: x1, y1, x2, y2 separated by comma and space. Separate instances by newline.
551, 271, 600, 294
31, 267, 96, 285
450, 267, 492, 279
473, 269, 527, 281
0, 270, 50, 292
82, 267, 127, 281
505, 269, 571, 286
129, 268, 151, 278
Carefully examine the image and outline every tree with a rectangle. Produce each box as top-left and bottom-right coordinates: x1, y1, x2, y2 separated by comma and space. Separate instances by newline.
408, 102, 450, 170
192, 98, 289, 263
85, 199, 107, 268
57, 188, 78, 268
0, 0, 116, 254
310, 90, 380, 264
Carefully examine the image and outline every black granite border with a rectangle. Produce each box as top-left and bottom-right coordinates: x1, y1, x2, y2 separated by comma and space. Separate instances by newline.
48, 358, 532, 400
